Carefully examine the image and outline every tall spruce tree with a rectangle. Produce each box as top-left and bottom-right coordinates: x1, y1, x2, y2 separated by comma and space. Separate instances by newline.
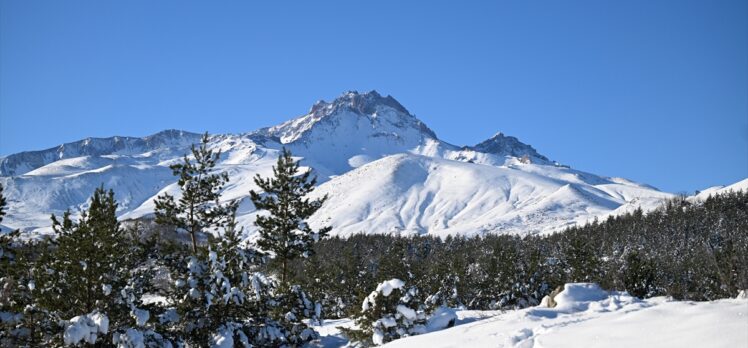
154, 132, 230, 253
249, 148, 331, 286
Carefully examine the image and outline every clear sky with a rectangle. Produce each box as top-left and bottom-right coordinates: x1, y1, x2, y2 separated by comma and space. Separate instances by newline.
1, 0, 746, 193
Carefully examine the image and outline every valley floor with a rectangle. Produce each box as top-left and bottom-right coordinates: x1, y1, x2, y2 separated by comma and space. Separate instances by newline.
309, 285, 748, 348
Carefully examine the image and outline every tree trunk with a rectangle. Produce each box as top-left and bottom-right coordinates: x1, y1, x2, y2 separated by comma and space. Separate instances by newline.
190, 228, 198, 254
189, 202, 197, 254
282, 258, 287, 287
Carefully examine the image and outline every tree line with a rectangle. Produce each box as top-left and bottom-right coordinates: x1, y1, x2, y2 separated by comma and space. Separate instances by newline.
289, 190, 747, 322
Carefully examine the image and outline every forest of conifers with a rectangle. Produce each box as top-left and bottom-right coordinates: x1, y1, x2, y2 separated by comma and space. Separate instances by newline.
287, 190, 748, 318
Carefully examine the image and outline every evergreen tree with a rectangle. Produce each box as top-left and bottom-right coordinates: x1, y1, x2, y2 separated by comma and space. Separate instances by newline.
158, 205, 262, 345
149, 144, 323, 346
0, 183, 57, 346
0, 185, 11, 273
342, 278, 427, 346
621, 250, 656, 298
157, 200, 320, 346
249, 148, 331, 286
38, 187, 128, 316
0, 183, 26, 345
0, 183, 6, 222
563, 231, 601, 283
154, 132, 231, 253
30, 186, 147, 345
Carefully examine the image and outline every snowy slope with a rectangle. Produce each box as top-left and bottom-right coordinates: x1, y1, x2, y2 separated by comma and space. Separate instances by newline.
0, 90, 719, 237
376, 284, 748, 348
692, 178, 748, 201
305, 154, 672, 236
0, 130, 202, 177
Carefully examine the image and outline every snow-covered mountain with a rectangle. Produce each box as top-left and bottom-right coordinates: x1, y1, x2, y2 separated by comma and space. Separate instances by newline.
691, 178, 748, 201
0, 90, 705, 237
0, 130, 202, 177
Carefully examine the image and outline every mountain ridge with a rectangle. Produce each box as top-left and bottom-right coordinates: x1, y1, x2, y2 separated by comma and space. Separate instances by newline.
0, 130, 202, 176
0, 90, 707, 237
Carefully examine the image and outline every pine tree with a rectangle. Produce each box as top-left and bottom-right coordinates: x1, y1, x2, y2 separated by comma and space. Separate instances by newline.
563, 231, 601, 283
0, 183, 26, 345
149, 147, 323, 346
342, 278, 427, 346
0, 183, 6, 223
158, 205, 263, 346
249, 148, 331, 286
622, 250, 656, 298
38, 187, 128, 316
157, 202, 321, 347
0, 183, 58, 346
29, 186, 147, 345
154, 132, 231, 253
0, 185, 11, 267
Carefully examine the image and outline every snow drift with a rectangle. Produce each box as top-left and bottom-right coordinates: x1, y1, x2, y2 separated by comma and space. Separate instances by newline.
376, 283, 748, 348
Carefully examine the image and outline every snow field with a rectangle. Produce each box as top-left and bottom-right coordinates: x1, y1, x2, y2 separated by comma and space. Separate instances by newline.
377, 284, 748, 348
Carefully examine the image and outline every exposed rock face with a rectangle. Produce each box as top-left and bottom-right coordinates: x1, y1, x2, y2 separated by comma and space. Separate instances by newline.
737, 290, 748, 299
471, 132, 548, 163
540, 286, 565, 308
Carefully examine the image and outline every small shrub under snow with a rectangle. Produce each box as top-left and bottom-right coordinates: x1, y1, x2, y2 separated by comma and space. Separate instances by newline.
343, 278, 429, 346
62, 311, 109, 346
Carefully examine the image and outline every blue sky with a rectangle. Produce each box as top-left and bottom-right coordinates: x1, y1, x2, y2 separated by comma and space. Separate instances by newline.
1, 0, 746, 193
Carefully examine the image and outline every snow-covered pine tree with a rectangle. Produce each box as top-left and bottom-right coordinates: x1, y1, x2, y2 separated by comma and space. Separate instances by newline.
29, 186, 151, 346
150, 147, 322, 346
562, 230, 602, 283
0, 182, 59, 346
289, 235, 362, 319
156, 202, 321, 347
158, 204, 256, 345
37, 187, 129, 317
0, 183, 6, 221
147, 133, 265, 345
249, 148, 331, 286
272, 284, 323, 345
424, 274, 460, 311
154, 132, 230, 254
0, 184, 15, 285
0, 183, 27, 345
621, 249, 657, 298
342, 279, 428, 346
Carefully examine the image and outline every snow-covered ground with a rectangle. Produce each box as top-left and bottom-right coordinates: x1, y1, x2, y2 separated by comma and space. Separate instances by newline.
310, 284, 748, 348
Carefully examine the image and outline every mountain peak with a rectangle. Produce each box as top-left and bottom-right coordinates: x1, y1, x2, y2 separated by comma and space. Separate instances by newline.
310, 90, 410, 116
472, 132, 549, 162
263, 91, 436, 146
